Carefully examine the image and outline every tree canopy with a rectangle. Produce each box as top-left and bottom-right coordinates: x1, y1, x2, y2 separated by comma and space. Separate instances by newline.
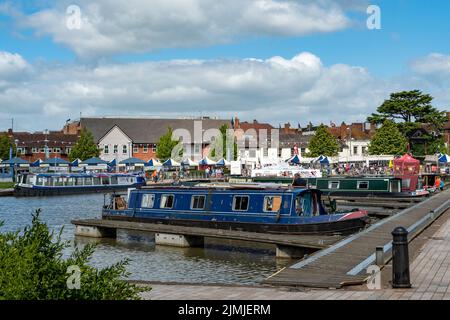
367, 90, 447, 156
367, 90, 447, 134
69, 128, 100, 161
0, 210, 147, 300
210, 124, 237, 160
0, 134, 15, 160
368, 120, 408, 155
156, 127, 181, 161
307, 124, 340, 157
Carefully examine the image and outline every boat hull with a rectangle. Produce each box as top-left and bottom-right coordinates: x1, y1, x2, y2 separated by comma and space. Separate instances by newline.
102, 213, 370, 236
14, 184, 144, 197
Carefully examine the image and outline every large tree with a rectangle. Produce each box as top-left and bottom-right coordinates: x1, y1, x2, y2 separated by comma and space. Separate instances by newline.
368, 120, 408, 155
367, 90, 447, 155
0, 134, 15, 160
69, 128, 100, 161
307, 124, 340, 157
156, 127, 181, 161
210, 124, 237, 160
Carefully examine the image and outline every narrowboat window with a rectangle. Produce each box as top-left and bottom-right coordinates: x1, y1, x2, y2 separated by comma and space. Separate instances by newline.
191, 195, 206, 210
75, 178, 84, 186
93, 177, 101, 185
357, 181, 369, 189
160, 194, 174, 209
44, 178, 53, 186
263, 196, 282, 212
141, 194, 155, 208
84, 178, 93, 186
54, 178, 64, 186
328, 181, 340, 189
66, 178, 75, 186
36, 177, 43, 186
297, 192, 319, 217
233, 196, 249, 211
110, 176, 118, 185
102, 177, 110, 185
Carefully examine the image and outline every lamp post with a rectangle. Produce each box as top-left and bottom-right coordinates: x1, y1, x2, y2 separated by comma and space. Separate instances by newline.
13, 138, 19, 181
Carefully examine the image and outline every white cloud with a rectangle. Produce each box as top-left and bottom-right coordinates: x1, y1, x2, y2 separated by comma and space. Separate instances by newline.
18, 0, 356, 59
411, 53, 450, 78
1, 50, 448, 132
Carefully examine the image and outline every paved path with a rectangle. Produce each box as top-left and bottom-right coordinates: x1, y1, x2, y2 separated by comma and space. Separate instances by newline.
141, 210, 450, 300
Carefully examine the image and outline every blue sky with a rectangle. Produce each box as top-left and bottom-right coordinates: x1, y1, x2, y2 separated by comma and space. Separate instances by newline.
0, 0, 449, 131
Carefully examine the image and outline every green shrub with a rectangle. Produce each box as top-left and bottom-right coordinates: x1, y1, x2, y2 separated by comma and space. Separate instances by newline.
0, 210, 149, 300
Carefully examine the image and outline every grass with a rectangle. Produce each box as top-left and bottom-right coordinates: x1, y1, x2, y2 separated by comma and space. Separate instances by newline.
0, 182, 15, 189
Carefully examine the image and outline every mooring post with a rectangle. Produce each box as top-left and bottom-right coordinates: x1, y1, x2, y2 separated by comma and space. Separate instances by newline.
391, 227, 412, 288
375, 246, 384, 266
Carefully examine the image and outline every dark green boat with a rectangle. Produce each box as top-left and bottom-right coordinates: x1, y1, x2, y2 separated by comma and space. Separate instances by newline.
229, 176, 428, 197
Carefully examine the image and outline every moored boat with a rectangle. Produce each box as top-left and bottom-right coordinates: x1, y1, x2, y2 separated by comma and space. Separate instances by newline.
14, 172, 146, 197
102, 184, 370, 235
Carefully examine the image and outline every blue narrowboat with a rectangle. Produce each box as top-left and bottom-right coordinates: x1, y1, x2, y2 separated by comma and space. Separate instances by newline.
103, 185, 370, 235
14, 172, 146, 197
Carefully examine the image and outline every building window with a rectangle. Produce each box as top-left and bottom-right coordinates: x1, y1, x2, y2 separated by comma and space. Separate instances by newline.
39, 148, 45, 153
263, 148, 268, 157
17, 148, 24, 155
123, 145, 127, 154
353, 146, 358, 155
233, 196, 249, 211
54, 147, 61, 153
249, 150, 256, 158
133, 145, 139, 153
104, 145, 109, 154
143, 144, 148, 153
362, 146, 367, 155
113, 145, 118, 154
194, 144, 200, 154
301, 148, 306, 155
152, 144, 157, 152
32, 147, 38, 153
66, 148, 71, 154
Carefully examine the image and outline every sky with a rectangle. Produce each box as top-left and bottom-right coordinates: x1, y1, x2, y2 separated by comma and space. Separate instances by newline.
0, 0, 449, 132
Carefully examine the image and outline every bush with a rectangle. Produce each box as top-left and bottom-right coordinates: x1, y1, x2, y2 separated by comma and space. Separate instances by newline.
0, 210, 149, 300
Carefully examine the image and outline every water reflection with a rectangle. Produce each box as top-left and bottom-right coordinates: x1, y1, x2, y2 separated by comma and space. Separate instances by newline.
0, 194, 288, 284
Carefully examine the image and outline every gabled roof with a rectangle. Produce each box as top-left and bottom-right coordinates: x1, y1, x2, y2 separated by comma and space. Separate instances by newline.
81, 117, 231, 144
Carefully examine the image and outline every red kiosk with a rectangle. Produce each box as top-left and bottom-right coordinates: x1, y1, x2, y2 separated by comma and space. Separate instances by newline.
393, 154, 420, 192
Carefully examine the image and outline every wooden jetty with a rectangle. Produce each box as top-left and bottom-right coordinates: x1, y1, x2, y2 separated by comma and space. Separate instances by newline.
71, 218, 343, 258
264, 189, 450, 288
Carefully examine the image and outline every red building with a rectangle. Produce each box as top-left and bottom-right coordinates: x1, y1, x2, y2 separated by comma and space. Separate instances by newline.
2, 129, 78, 162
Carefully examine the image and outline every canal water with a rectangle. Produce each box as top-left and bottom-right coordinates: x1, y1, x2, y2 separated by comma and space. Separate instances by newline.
0, 194, 289, 284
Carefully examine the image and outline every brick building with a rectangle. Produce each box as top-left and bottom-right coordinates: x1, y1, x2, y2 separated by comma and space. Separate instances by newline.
1, 129, 78, 162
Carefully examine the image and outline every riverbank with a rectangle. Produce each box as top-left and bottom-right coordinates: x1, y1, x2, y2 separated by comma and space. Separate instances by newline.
0, 182, 14, 189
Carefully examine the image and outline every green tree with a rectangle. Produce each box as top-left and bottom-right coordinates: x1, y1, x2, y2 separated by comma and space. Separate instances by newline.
368, 120, 408, 155
210, 124, 238, 160
307, 124, 340, 157
367, 90, 447, 155
0, 134, 15, 160
0, 210, 148, 300
156, 127, 181, 161
69, 128, 100, 161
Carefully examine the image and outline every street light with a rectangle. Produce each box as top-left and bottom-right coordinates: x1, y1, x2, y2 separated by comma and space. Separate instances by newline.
13, 138, 19, 182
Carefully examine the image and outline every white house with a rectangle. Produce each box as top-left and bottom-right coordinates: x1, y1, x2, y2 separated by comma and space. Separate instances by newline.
98, 125, 133, 162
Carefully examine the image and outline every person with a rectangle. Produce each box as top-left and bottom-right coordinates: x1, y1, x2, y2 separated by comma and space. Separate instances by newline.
292, 173, 307, 187
439, 177, 445, 191
434, 176, 441, 191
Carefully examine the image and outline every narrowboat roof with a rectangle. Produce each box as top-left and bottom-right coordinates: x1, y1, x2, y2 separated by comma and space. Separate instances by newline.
23, 172, 140, 178
140, 183, 317, 196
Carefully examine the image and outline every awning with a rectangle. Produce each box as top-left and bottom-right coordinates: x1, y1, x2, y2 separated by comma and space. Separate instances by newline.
162, 158, 181, 167
198, 157, 216, 166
